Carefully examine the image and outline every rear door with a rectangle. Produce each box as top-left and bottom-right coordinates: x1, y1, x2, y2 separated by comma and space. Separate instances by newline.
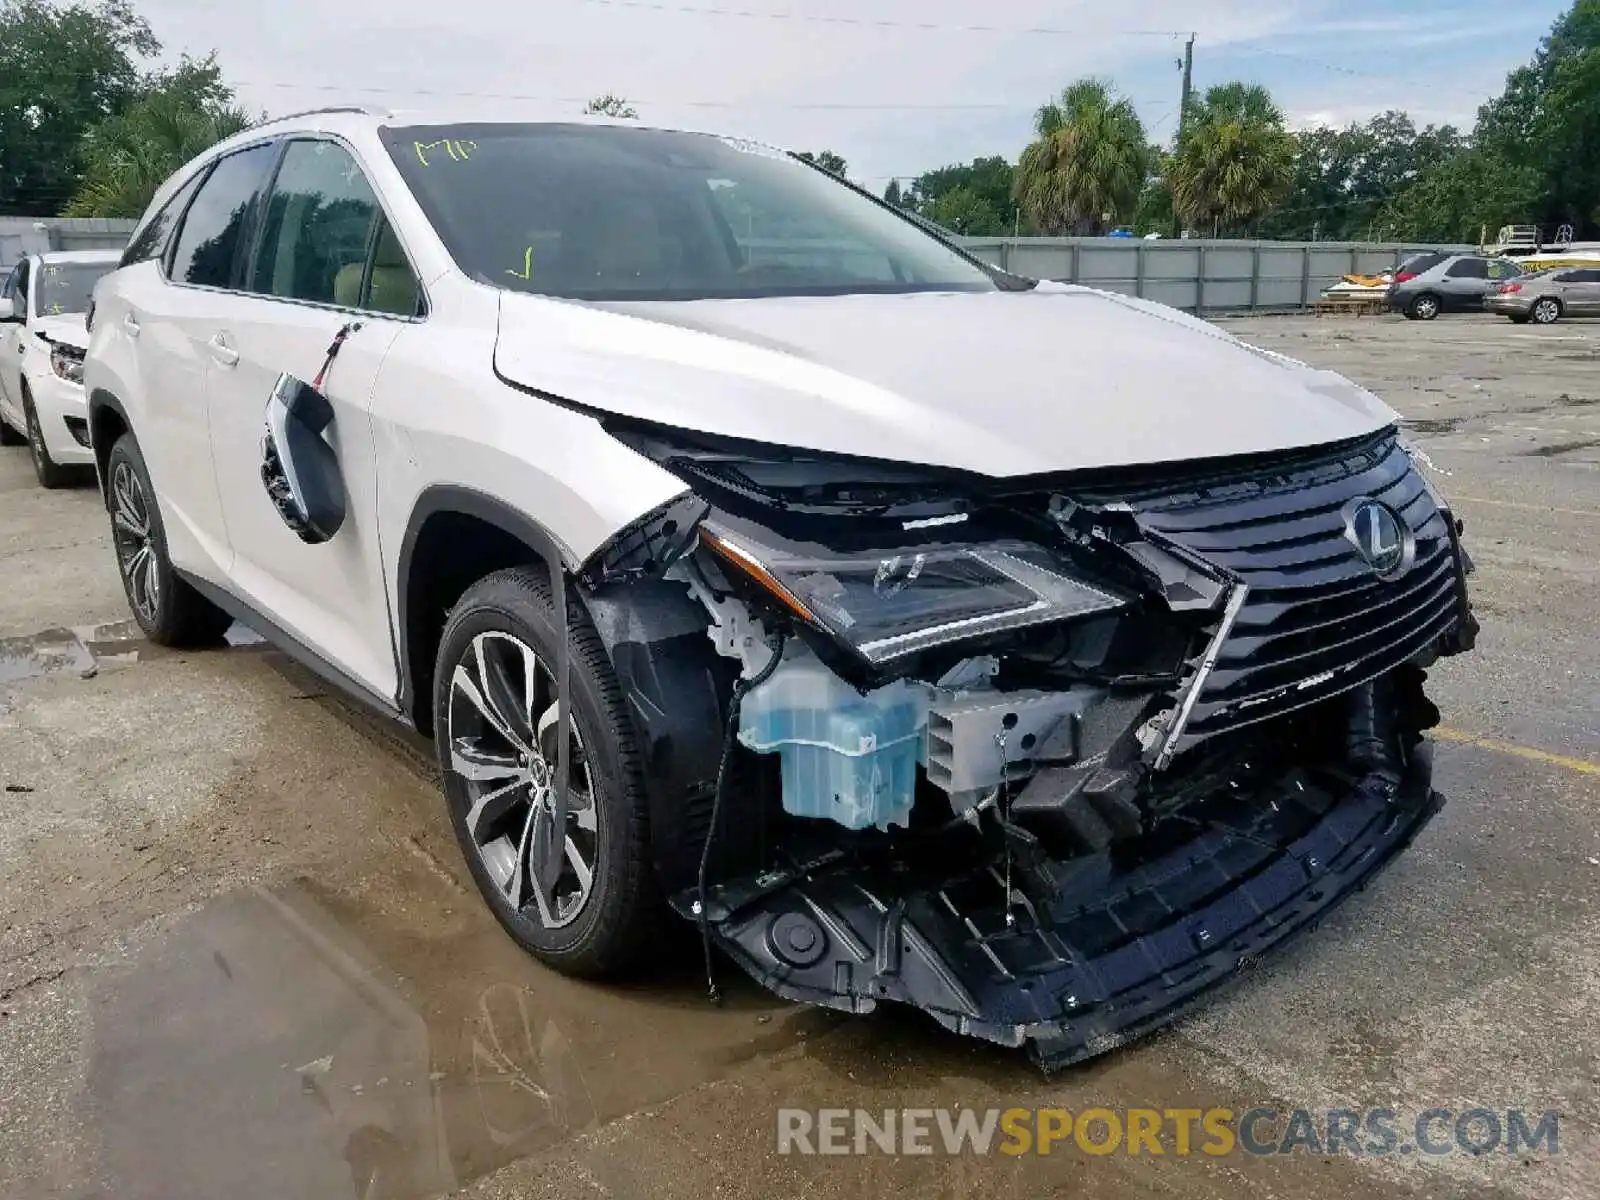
133, 141, 281, 579
200, 136, 419, 702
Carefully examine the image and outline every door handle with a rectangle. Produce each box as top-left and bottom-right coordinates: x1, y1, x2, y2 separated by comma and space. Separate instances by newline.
123, 313, 139, 337
208, 332, 240, 368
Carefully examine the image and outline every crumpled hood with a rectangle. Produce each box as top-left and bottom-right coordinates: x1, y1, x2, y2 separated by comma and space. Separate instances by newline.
33, 313, 90, 352
493, 283, 1397, 477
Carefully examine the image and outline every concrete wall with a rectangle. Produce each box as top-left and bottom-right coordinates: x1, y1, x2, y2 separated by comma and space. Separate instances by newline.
0, 217, 137, 274
956, 237, 1474, 313
0, 221, 1469, 317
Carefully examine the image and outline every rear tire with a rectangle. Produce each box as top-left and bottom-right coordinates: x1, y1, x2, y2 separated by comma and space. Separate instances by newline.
1409, 293, 1441, 321
105, 433, 234, 646
24, 390, 73, 489
1532, 298, 1561, 325
433, 566, 664, 978
1508, 314, 1530, 324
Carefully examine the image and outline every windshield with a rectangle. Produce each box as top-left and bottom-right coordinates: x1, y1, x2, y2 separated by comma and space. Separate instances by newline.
33, 261, 113, 317
379, 123, 1002, 301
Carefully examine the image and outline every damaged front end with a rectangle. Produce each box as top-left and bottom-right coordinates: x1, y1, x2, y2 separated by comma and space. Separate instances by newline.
578, 423, 1478, 1070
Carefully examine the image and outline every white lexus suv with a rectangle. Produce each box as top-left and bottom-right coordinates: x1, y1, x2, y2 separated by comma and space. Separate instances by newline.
84, 107, 1478, 1068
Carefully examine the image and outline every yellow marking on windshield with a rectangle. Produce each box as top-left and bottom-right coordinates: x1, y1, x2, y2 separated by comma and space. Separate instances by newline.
414, 139, 477, 167
507, 247, 535, 280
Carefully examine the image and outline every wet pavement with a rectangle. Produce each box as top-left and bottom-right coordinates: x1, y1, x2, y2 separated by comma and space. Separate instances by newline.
1, 313, 1598, 1199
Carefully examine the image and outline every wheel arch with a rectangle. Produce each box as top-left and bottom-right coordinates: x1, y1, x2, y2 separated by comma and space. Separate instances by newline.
397, 485, 572, 736
86, 387, 133, 501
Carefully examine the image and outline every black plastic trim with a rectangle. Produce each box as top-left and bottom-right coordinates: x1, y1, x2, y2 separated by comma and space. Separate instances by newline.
394, 484, 570, 725
176, 568, 406, 721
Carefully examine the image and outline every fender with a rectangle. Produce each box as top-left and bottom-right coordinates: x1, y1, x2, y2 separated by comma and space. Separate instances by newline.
86, 387, 134, 499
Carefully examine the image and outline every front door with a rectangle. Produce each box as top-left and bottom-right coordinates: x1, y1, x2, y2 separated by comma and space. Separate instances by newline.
1563, 268, 1600, 316
0, 258, 30, 426
202, 137, 420, 703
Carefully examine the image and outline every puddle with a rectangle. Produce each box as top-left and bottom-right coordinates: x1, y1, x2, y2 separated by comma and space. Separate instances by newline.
0, 620, 264, 686
78, 873, 824, 1200
1402, 416, 1463, 435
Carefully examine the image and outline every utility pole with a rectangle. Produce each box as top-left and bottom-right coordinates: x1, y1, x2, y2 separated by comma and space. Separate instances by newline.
1172, 33, 1195, 240
1178, 34, 1195, 136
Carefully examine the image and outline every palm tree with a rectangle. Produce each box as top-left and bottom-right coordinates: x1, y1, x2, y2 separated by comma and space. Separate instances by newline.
67, 89, 250, 218
1166, 83, 1294, 236
1013, 80, 1149, 235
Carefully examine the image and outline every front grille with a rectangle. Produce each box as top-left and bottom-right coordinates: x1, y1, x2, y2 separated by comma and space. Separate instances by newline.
1121, 432, 1463, 751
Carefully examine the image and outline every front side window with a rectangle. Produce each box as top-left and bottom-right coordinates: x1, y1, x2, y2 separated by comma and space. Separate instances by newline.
248, 139, 418, 314
169, 142, 278, 289
34, 261, 115, 316
378, 123, 1003, 301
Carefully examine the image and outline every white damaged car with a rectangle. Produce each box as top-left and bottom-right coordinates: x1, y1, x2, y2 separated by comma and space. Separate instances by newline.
0, 249, 119, 487
82, 110, 1478, 1068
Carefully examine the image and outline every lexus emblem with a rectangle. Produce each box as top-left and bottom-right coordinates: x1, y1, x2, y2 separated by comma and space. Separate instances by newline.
1342, 499, 1413, 578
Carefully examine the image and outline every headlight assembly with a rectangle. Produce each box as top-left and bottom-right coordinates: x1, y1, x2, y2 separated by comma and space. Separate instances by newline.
699, 520, 1127, 665
49, 344, 84, 385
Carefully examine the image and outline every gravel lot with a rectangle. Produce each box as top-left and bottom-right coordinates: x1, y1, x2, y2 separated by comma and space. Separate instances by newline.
0, 311, 1596, 1200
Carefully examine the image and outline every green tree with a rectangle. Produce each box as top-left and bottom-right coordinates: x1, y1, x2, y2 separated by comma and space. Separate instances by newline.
583, 92, 638, 118
882, 178, 905, 206
1166, 82, 1294, 235
1380, 0, 1599, 240
1013, 80, 1148, 234
905, 156, 1015, 232
0, 0, 158, 213
66, 56, 251, 217
796, 149, 847, 176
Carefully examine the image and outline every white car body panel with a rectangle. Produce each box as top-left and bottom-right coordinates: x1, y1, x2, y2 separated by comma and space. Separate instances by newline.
493, 284, 1396, 476
200, 289, 406, 699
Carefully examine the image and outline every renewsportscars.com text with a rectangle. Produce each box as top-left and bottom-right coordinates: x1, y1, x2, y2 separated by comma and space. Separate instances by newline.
776, 1106, 1561, 1158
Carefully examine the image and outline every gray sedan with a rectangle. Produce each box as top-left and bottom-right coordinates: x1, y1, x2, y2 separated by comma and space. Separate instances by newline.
1484, 266, 1600, 324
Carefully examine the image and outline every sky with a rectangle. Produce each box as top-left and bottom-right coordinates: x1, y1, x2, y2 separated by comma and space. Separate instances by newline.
135, 0, 1572, 191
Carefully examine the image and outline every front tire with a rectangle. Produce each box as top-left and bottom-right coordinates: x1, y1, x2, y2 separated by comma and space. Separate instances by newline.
24, 390, 73, 489
105, 433, 234, 646
433, 566, 662, 978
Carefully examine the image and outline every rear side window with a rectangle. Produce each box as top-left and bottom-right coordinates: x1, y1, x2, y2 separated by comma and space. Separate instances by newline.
121, 170, 208, 269
1398, 252, 1444, 275
169, 142, 279, 288
247, 139, 419, 314
1445, 258, 1487, 279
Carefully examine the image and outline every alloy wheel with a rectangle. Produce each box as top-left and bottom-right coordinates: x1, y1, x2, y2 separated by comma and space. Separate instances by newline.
1414, 296, 1439, 320
1533, 299, 1559, 325
110, 460, 160, 624
26, 403, 45, 473
447, 630, 598, 930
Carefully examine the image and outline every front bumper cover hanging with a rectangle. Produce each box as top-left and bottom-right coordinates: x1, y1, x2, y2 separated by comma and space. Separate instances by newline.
673, 730, 1441, 1072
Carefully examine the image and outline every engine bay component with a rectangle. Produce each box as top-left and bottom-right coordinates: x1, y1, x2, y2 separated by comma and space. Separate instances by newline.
924, 686, 1106, 806
737, 645, 927, 831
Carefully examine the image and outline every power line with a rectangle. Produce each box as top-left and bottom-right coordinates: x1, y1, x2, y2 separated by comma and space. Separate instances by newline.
230, 78, 1178, 113
566, 0, 1190, 37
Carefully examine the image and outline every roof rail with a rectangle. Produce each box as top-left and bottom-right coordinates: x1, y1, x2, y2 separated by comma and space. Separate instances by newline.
248, 104, 389, 129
